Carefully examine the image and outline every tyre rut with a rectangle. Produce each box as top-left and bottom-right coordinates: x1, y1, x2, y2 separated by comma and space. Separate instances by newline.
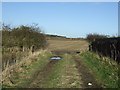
73, 55, 103, 88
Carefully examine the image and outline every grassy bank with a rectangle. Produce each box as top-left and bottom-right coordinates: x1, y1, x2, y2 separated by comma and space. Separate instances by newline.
80, 51, 118, 88
2, 50, 53, 88
2, 48, 29, 71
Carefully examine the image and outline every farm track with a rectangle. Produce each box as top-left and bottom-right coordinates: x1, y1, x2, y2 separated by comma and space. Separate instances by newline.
73, 55, 102, 88
52, 50, 103, 88
24, 50, 102, 88
22, 58, 59, 88
4, 39, 103, 88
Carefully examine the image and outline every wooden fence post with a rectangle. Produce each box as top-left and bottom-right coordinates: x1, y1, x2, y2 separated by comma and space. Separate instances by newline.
31, 45, 35, 54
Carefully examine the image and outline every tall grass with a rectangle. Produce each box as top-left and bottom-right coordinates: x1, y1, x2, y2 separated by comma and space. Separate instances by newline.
2, 48, 29, 70
80, 51, 118, 88
2, 50, 52, 88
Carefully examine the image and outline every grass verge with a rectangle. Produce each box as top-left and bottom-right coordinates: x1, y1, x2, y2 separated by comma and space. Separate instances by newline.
2, 50, 53, 88
80, 51, 118, 88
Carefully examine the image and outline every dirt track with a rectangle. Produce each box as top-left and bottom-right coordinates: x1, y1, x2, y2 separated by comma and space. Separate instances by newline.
52, 50, 103, 88
73, 55, 102, 88
23, 50, 102, 88
28, 59, 59, 88
21, 39, 102, 88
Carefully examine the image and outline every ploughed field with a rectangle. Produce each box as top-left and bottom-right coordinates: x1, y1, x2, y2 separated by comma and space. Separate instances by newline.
47, 39, 89, 51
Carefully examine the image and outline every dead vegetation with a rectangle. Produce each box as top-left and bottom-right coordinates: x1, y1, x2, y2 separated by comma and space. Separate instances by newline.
1, 50, 48, 87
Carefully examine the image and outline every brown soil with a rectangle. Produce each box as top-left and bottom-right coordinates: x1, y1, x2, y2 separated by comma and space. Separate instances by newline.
52, 50, 103, 88
21, 50, 103, 88
73, 55, 103, 88
22, 58, 60, 88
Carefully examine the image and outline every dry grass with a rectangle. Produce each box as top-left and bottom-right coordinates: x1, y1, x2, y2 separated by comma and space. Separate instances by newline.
41, 53, 82, 88
2, 39, 89, 88
59, 54, 82, 88
47, 39, 89, 52
2, 47, 31, 70
1, 50, 48, 86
